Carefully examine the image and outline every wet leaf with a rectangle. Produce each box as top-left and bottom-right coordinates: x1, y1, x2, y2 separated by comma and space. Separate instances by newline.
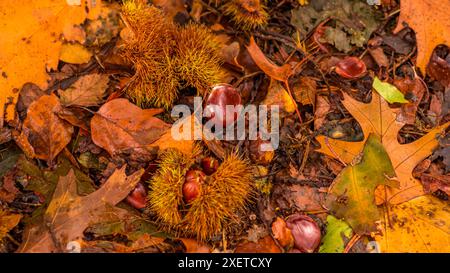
325, 134, 399, 234
319, 215, 353, 253
372, 77, 408, 104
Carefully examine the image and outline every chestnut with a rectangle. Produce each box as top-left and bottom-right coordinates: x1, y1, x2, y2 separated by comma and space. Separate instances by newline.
183, 170, 206, 204
286, 214, 321, 253
335, 57, 367, 79
201, 157, 220, 175
204, 84, 242, 128
126, 182, 147, 210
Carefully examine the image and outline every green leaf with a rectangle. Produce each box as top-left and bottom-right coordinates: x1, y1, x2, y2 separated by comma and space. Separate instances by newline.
319, 215, 353, 253
325, 134, 399, 234
372, 77, 409, 104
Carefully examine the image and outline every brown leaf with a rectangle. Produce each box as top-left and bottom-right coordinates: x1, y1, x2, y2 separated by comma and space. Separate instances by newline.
314, 96, 330, 130
272, 184, 325, 213
91, 98, 170, 157
18, 166, 144, 253
58, 74, 109, 107
179, 238, 211, 253
246, 36, 292, 82
0, 169, 19, 203
0, 209, 21, 241
20, 94, 74, 164
393, 77, 425, 124
393, 0, 450, 73
427, 52, 450, 88
235, 235, 282, 253
292, 77, 317, 107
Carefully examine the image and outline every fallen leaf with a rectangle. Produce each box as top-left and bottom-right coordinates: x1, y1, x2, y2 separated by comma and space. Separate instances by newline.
372, 77, 408, 104
234, 235, 282, 253
319, 215, 353, 253
314, 96, 330, 129
152, 0, 187, 20
179, 238, 211, 253
0, 0, 101, 124
393, 0, 450, 73
326, 134, 399, 234
246, 36, 292, 82
0, 209, 22, 241
58, 74, 109, 107
59, 43, 93, 64
316, 92, 449, 205
261, 79, 297, 115
272, 217, 294, 249
292, 77, 317, 107
18, 166, 144, 253
20, 94, 74, 164
427, 52, 450, 88
90, 98, 170, 157
393, 77, 426, 124
375, 195, 450, 252
271, 184, 325, 213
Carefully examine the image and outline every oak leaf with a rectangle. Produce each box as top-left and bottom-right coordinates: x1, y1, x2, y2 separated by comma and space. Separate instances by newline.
393, 0, 450, 73
0, 0, 101, 125
316, 92, 448, 205
20, 94, 74, 164
325, 134, 399, 235
90, 98, 170, 157
18, 166, 144, 253
375, 195, 450, 253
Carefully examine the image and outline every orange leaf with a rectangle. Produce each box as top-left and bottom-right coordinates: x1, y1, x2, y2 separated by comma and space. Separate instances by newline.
0, 0, 102, 125
316, 92, 449, 205
393, 0, 450, 74
246, 36, 292, 82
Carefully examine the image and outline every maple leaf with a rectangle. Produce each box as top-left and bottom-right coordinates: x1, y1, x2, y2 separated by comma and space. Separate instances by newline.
325, 134, 399, 235
375, 195, 450, 253
316, 92, 449, 205
18, 166, 144, 253
393, 0, 450, 74
0, 0, 102, 126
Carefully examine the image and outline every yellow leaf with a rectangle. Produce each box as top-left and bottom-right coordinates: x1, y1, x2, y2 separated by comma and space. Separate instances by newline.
375, 195, 450, 253
262, 79, 297, 115
316, 92, 448, 205
59, 43, 93, 64
0, 0, 101, 125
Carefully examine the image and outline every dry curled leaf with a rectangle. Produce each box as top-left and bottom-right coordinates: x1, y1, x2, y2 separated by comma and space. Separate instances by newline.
20, 94, 74, 164
58, 74, 109, 107
246, 36, 292, 82
91, 98, 170, 157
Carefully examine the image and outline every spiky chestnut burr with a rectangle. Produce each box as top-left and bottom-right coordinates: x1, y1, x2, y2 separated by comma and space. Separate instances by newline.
174, 23, 226, 96
222, 0, 269, 30
148, 150, 254, 241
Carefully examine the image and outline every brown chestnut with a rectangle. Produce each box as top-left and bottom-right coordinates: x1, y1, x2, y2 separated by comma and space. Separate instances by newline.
126, 182, 147, 210
335, 57, 367, 79
201, 157, 220, 175
204, 84, 242, 128
183, 170, 206, 204
286, 214, 321, 253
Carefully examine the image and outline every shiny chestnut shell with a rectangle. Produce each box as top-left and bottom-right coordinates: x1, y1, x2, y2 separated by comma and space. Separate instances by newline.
126, 183, 147, 210
204, 84, 242, 128
286, 214, 321, 253
335, 57, 367, 79
183, 170, 206, 204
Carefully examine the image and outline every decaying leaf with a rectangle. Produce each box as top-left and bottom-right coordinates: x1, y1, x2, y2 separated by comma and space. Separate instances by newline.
91, 98, 170, 157
58, 74, 109, 107
393, 0, 450, 74
18, 166, 144, 253
246, 36, 292, 82
326, 134, 399, 235
0, 0, 101, 125
20, 94, 74, 164
316, 92, 449, 205
375, 195, 450, 253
